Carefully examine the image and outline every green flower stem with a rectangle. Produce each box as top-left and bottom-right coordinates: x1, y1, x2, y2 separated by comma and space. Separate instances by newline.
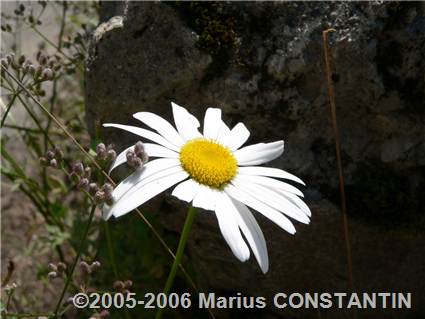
155, 206, 198, 319
53, 204, 96, 317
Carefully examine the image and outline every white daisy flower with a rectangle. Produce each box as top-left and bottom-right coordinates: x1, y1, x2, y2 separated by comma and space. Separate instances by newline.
103, 102, 310, 273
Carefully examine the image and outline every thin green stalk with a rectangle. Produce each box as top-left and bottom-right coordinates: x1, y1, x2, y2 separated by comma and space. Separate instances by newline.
1, 93, 19, 127
155, 206, 198, 319
103, 221, 119, 278
53, 205, 96, 317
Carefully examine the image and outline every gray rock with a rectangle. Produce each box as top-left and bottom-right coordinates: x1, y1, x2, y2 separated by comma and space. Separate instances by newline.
86, 2, 425, 318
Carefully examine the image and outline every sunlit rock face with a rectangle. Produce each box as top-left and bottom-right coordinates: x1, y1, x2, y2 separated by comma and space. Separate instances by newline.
86, 2, 425, 318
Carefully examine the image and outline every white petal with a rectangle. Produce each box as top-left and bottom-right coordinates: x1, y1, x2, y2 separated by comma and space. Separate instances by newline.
144, 143, 179, 158
215, 193, 250, 262
235, 141, 284, 166
108, 171, 189, 218
103, 123, 179, 152
238, 166, 305, 185
275, 190, 311, 217
225, 184, 296, 235
133, 112, 184, 147
216, 119, 231, 145
224, 123, 251, 151
112, 158, 181, 201
232, 179, 309, 224
192, 185, 218, 211
203, 108, 222, 140
231, 199, 269, 273
171, 179, 201, 203
171, 102, 203, 141
236, 174, 304, 197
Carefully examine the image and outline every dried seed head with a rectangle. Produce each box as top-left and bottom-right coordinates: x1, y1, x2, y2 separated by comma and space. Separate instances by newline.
91, 261, 101, 270
124, 280, 133, 288
73, 162, 84, 175
134, 141, 145, 156
49, 159, 58, 168
1, 58, 9, 68
106, 149, 116, 161
94, 190, 105, 204
18, 55, 26, 65
101, 183, 114, 194
54, 147, 63, 160
48, 263, 58, 272
84, 166, 91, 178
56, 262, 67, 274
79, 261, 91, 274
38, 54, 47, 65
96, 143, 106, 158
46, 150, 55, 160
113, 280, 125, 291
35, 65, 42, 78
48, 271, 58, 280
88, 183, 99, 196
42, 68, 53, 81
28, 64, 36, 75
77, 178, 89, 190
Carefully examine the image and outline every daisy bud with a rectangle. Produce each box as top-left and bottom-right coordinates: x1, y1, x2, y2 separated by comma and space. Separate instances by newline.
94, 190, 105, 204
54, 147, 63, 160
96, 143, 107, 159
49, 159, 58, 168
73, 162, 84, 175
84, 167, 91, 178
6, 53, 15, 64
101, 183, 114, 194
38, 54, 47, 65
28, 64, 36, 75
18, 55, 26, 65
106, 149, 116, 161
91, 261, 101, 270
45, 150, 55, 160
104, 193, 113, 206
113, 280, 125, 291
48, 271, 58, 280
42, 68, 53, 81
79, 261, 91, 274
48, 263, 58, 272
56, 262, 67, 274
134, 141, 145, 156
88, 183, 99, 196
77, 178, 89, 190
1, 58, 8, 68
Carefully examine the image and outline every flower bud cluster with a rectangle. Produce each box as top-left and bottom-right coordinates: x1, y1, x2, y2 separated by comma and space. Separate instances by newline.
126, 141, 149, 169
70, 162, 91, 190
95, 143, 116, 162
79, 260, 101, 275
39, 147, 63, 168
47, 262, 67, 280
113, 280, 133, 295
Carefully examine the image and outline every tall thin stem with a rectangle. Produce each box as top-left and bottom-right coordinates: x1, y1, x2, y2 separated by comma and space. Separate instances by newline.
322, 29, 355, 293
53, 205, 96, 317
155, 206, 198, 319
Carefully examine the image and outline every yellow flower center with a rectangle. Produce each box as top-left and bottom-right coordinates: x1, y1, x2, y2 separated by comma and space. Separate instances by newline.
179, 138, 238, 189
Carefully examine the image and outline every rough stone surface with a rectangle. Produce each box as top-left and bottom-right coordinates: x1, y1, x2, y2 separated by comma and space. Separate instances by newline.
86, 2, 425, 318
